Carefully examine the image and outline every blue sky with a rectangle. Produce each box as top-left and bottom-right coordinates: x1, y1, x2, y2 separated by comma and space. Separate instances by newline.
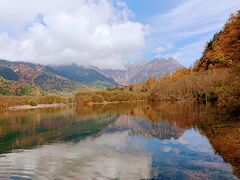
0, 0, 239, 68
124, 0, 240, 67
125, 0, 182, 22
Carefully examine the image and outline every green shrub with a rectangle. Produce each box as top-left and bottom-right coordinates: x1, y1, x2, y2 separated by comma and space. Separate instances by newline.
81, 96, 92, 104
0, 83, 10, 95
91, 94, 104, 103
15, 84, 33, 96
44, 95, 68, 104
29, 100, 38, 106
75, 89, 149, 104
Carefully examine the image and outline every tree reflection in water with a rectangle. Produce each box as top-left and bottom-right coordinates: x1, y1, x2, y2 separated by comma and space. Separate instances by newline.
0, 101, 239, 179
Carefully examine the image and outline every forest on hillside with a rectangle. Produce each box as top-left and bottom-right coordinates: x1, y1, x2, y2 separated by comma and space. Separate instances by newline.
150, 11, 240, 114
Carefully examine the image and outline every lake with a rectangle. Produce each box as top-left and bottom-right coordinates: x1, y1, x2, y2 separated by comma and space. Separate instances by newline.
0, 101, 239, 179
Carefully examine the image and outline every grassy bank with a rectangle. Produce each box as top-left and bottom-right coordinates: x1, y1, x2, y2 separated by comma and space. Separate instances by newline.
0, 95, 73, 111
75, 89, 148, 105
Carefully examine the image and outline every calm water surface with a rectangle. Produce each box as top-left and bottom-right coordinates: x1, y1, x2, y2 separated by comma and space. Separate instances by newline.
0, 102, 239, 179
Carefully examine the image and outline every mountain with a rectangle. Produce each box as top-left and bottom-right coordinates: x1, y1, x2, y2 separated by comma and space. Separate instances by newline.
0, 57, 183, 93
0, 60, 44, 84
95, 63, 146, 85
108, 115, 184, 140
47, 64, 117, 85
98, 58, 184, 85
0, 59, 118, 93
34, 72, 82, 93
130, 58, 184, 83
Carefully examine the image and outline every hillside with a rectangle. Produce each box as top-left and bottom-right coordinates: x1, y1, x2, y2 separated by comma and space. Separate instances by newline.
98, 58, 183, 85
149, 11, 240, 114
194, 11, 240, 70
0, 66, 20, 81
130, 58, 184, 83
34, 72, 83, 93
0, 76, 37, 96
0, 60, 118, 93
47, 64, 117, 86
0, 56, 183, 94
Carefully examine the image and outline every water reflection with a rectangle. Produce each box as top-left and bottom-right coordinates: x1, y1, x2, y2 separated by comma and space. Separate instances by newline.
0, 102, 239, 179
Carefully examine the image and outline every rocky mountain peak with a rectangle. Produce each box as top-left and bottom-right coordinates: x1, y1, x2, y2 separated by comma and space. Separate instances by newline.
98, 57, 184, 85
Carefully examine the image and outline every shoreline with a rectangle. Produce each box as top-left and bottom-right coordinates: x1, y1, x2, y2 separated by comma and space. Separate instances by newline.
7, 99, 194, 110
8, 103, 75, 110
87, 100, 147, 105
7, 101, 145, 110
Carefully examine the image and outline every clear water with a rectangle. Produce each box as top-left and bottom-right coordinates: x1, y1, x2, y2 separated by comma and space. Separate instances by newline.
0, 102, 239, 179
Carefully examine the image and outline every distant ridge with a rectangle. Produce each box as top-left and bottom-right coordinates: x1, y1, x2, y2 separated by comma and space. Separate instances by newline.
97, 57, 184, 85
0, 57, 183, 92
0, 59, 118, 93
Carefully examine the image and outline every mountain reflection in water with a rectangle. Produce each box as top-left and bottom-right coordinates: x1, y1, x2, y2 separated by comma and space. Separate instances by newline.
0, 102, 239, 179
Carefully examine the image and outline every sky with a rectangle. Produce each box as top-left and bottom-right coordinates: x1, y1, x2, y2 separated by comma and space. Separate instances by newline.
0, 0, 239, 69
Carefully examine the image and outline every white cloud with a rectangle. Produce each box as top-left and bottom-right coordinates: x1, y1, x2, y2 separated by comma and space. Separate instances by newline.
152, 0, 240, 37
169, 40, 206, 67
1, 0, 239, 68
0, 131, 152, 179
0, 0, 147, 69
155, 43, 174, 54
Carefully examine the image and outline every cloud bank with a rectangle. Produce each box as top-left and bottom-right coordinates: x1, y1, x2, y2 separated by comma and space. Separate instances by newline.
0, 0, 147, 69
0, 0, 239, 69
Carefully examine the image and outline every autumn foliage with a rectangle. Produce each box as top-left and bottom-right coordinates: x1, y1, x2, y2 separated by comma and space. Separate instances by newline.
75, 89, 148, 105
149, 11, 240, 114
149, 69, 228, 101
194, 11, 240, 70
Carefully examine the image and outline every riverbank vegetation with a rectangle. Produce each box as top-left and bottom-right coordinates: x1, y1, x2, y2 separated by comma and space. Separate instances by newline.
0, 95, 73, 111
76, 88, 148, 105
148, 11, 240, 114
